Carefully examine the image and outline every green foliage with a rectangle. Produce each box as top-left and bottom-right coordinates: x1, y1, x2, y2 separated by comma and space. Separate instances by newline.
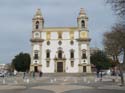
12, 52, 31, 72
91, 50, 111, 70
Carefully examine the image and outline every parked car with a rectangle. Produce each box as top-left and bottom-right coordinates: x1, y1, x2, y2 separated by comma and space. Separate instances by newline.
0, 72, 5, 77
101, 69, 111, 76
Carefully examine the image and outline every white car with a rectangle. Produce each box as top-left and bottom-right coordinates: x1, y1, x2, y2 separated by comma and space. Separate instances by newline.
101, 70, 111, 75
0, 72, 5, 77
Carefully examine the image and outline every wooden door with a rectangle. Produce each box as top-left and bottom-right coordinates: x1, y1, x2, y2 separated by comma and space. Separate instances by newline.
57, 62, 63, 72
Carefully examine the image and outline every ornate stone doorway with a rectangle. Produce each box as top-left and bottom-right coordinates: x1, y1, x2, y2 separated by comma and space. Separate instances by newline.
57, 62, 63, 72
83, 66, 86, 72
34, 66, 38, 72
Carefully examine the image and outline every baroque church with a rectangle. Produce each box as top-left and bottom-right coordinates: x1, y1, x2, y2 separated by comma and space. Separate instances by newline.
30, 8, 91, 73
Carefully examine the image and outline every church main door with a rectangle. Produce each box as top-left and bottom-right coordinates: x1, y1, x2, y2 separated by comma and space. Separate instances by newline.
57, 62, 63, 72
83, 66, 86, 72
34, 66, 38, 72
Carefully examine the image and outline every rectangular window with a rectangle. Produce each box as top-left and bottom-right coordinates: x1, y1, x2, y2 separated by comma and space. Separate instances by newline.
71, 61, 74, 67
34, 53, 39, 59
70, 52, 74, 58
83, 66, 86, 72
46, 61, 50, 67
34, 50, 39, 59
82, 53, 87, 59
46, 52, 50, 58
58, 51, 62, 59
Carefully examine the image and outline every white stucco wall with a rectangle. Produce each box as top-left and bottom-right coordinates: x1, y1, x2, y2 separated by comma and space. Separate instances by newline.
31, 31, 90, 73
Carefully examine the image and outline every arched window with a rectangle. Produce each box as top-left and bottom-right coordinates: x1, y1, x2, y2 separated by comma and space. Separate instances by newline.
81, 20, 85, 28
36, 21, 39, 29
82, 49, 87, 59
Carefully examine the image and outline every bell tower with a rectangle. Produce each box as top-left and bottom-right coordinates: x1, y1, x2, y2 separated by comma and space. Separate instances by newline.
32, 8, 44, 30
30, 9, 44, 72
77, 8, 91, 73
77, 8, 89, 38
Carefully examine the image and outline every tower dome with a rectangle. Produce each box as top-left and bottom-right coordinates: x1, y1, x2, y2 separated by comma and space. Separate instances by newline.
33, 8, 43, 19
78, 8, 88, 19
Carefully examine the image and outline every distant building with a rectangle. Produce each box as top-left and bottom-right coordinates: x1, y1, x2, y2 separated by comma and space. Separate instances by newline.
90, 47, 100, 55
30, 8, 91, 73
0, 64, 5, 71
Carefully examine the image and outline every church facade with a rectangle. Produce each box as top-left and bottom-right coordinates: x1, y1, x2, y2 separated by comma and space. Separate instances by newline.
30, 8, 91, 73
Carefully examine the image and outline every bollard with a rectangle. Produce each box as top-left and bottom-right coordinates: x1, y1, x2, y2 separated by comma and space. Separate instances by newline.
83, 77, 87, 82
50, 79, 53, 83
95, 78, 97, 83
54, 78, 56, 82
24, 78, 26, 82
87, 81, 90, 84
14, 80, 18, 84
64, 78, 66, 81
2, 79, 5, 84
27, 78, 29, 84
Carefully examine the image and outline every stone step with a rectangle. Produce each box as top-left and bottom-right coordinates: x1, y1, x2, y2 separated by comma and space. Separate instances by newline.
41, 73, 94, 77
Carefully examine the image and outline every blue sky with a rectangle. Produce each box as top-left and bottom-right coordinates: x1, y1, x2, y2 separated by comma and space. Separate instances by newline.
0, 0, 116, 64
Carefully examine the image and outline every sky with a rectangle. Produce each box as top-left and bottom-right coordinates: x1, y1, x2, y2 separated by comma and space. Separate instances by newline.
0, 0, 116, 64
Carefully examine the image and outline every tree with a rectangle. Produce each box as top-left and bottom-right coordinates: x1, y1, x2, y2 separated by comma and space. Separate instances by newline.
106, 0, 125, 86
103, 24, 125, 64
12, 52, 31, 72
91, 50, 111, 71
103, 24, 125, 85
106, 0, 125, 17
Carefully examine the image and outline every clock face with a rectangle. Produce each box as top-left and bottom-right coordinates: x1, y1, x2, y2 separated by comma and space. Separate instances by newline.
34, 32, 40, 38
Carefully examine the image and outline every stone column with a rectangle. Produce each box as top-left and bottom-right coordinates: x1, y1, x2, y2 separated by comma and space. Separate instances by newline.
39, 43, 42, 71
86, 42, 91, 73
30, 43, 34, 72
78, 42, 83, 73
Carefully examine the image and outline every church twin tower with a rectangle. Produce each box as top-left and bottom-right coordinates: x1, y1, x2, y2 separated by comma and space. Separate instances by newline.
30, 8, 91, 73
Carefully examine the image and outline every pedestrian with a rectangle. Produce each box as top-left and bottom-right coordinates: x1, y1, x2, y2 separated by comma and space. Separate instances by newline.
96, 70, 99, 78
39, 71, 43, 77
23, 72, 26, 79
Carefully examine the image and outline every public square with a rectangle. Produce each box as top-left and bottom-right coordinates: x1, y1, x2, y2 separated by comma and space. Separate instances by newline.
0, 73, 125, 93
0, 0, 125, 93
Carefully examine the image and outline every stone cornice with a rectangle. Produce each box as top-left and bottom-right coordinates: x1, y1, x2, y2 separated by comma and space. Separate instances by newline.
32, 27, 78, 32
30, 38, 44, 43
76, 38, 91, 42
31, 63, 42, 66
78, 63, 91, 66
